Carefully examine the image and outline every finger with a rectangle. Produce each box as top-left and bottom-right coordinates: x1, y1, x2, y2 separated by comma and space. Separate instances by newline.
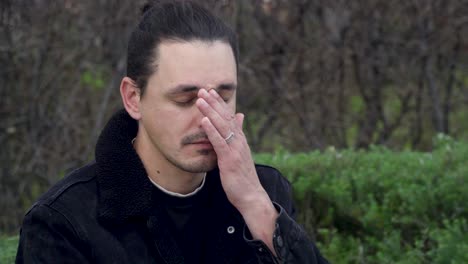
208, 88, 224, 104
198, 89, 234, 121
196, 98, 232, 137
235, 113, 244, 129
210, 89, 236, 120
201, 116, 230, 155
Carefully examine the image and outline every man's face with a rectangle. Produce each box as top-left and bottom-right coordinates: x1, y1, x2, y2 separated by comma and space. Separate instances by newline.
137, 40, 237, 173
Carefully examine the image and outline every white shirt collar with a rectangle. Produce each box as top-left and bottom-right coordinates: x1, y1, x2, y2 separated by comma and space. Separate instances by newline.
148, 174, 206, 198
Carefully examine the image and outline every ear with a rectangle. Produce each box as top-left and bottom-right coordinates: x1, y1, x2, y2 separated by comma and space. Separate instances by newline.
120, 77, 142, 120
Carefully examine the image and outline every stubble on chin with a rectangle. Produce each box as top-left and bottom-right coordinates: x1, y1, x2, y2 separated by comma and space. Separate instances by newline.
180, 160, 217, 173
168, 132, 218, 173
190, 150, 217, 172
197, 148, 215, 156
166, 148, 218, 173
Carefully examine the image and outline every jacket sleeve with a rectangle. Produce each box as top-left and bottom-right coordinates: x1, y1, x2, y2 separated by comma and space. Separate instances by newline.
244, 168, 329, 264
244, 203, 329, 264
16, 204, 89, 263
273, 202, 329, 263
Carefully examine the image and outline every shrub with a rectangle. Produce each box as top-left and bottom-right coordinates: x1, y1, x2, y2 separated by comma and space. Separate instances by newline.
255, 136, 468, 263
0, 236, 18, 264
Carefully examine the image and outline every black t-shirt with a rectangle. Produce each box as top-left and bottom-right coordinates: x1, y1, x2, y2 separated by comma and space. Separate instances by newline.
155, 180, 210, 264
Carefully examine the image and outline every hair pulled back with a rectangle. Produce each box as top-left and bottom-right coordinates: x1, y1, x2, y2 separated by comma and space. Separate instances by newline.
127, 0, 238, 94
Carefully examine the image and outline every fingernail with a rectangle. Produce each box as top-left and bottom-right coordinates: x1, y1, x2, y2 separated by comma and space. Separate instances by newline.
209, 89, 218, 96
201, 116, 210, 125
200, 89, 208, 96
197, 98, 207, 107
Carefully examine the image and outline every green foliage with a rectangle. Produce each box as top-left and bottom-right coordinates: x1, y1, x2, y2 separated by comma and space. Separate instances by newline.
428, 219, 468, 264
450, 109, 468, 141
80, 70, 106, 91
350, 95, 365, 114
255, 136, 468, 263
0, 236, 18, 264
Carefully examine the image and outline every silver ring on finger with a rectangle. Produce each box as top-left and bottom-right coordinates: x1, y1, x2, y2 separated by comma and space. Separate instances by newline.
224, 132, 235, 144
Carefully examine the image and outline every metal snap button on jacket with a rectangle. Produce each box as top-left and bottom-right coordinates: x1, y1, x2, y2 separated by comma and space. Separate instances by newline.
276, 235, 284, 247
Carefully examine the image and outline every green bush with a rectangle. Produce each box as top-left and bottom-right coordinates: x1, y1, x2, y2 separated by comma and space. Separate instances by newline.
255, 135, 468, 263
0, 236, 18, 264
1, 136, 466, 263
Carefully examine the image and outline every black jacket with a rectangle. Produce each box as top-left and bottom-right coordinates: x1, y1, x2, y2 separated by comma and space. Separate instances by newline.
16, 110, 328, 264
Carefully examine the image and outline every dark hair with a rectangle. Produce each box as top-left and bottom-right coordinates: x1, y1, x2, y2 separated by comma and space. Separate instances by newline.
127, 0, 239, 95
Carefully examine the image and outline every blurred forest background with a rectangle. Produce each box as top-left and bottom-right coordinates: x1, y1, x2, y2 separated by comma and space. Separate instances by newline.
1, 0, 468, 240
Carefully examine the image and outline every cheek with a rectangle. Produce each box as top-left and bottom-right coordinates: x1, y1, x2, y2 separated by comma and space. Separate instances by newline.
228, 101, 236, 113
145, 102, 202, 140
144, 108, 179, 137
148, 117, 182, 151
158, 108, 196, 136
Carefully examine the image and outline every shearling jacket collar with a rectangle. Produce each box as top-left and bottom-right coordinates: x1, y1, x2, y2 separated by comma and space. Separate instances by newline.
95, 109, 154, 224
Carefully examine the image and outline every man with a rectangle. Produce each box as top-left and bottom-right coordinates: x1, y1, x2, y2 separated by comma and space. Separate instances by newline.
16, 1, 328, 263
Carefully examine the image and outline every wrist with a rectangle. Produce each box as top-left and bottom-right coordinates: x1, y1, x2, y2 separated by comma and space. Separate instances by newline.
236, 192, 275, 216
239, 194, 279, 256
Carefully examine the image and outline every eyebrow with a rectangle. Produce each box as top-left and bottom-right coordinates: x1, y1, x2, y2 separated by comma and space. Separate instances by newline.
167, 83, 237, 95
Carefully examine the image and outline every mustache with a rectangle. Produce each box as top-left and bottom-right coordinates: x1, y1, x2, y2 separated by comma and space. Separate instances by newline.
181, 132, 209, 145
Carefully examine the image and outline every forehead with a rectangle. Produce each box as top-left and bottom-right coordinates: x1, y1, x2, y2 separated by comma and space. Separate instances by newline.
152, 40, 237, 91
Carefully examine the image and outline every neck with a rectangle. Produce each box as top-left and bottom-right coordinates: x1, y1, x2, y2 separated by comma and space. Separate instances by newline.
133, 133, 205, 195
